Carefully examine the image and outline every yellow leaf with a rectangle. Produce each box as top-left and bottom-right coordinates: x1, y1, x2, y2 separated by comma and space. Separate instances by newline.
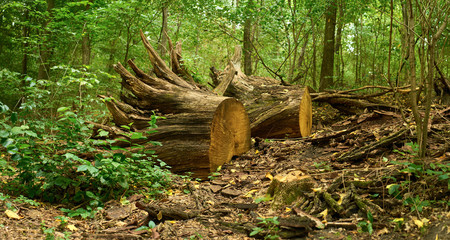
206, 200, 214, 205
312, 187, 322, 192
5, 209, 21, 219
167, 220, 177, 224
244, 189, 257, 198
265, 172, 273, 180
337, 193, 346, 205
318, 208, 328, 219
216, 165, 222, 171
157, 211, 163, 221
67, 224, 78, 231
255, 150, 259, 154
252, 180, 261, 185
414, 219, 423, 228
393, 218, 404, 223
285, 207, 291, 213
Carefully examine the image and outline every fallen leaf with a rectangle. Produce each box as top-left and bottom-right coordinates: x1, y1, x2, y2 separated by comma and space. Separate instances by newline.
413, 219, 423, 228
244, 189, 257, 198
5, 209, 21, 219
157, 211, 163, 221
285, 207, 291, 213
67, 224, 78, 231
318, 208, 328, 220
265, 172, 273, 180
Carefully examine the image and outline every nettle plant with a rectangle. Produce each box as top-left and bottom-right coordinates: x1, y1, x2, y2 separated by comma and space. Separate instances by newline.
0, 105, 172, 218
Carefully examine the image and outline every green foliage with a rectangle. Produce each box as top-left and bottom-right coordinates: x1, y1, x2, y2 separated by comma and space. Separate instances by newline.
0, 103, 172, 217
357, 211, 374, 234
134, 220, 156, 232
250, 216, 280, 239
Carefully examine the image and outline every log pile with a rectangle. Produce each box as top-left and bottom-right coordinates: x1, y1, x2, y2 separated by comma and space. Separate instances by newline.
94, 30, 251, 178
93, 31, 314, 178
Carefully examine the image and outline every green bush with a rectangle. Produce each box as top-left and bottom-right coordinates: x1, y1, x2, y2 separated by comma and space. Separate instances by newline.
0, 106, 172, 210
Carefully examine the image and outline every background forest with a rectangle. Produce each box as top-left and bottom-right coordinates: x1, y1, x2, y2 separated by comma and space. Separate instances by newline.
0, 0, 449, 239
1, 0, 447, 111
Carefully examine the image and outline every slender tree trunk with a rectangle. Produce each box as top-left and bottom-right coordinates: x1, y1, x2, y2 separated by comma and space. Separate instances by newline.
334, 0, 344, 86
405, 0, 423, 153
81, 0, 92, 66
311, 17, 317, 90
158, 3, 168, 58
243, 0, 254, 76
38, 0, 55, 80
319, 0, 337, 91
21, 10, 30, 76
354, 19, 359, 85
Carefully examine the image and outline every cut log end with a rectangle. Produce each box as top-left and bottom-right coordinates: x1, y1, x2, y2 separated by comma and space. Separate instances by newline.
209, 98, 251, 172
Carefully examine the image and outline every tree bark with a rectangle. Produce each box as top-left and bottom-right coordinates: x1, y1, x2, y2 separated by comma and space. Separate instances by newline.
334, 0, 344, 86
243, 0, 254, 76
158, 4, 169, 59
319, 0, 337, 91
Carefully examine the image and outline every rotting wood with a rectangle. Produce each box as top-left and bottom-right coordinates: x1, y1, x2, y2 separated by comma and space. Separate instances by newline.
336, 128, 408, 162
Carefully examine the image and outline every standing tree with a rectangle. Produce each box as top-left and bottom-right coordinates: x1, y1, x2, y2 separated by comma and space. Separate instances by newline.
37, 0, 55, 80
319, 0, 337, 91
243, 0, 254, 76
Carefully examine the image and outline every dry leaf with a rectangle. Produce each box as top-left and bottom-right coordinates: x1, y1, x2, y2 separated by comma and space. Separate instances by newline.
414, 219, 423, 228
157, 211, 163, 221
67, 224, 78, 231
5, 209, 21, 219
244, 189, 257, 198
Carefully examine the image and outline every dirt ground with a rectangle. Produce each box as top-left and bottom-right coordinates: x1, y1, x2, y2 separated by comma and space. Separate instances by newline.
1, 106, 449, 240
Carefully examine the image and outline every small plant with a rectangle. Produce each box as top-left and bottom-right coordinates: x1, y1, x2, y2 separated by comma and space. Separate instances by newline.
250, 217, 280, 239
60, 206, 102, 219
41, 221, 56, 240
313, 161, 332, 172
403, 195, 429, 213
55, 216, 69, 230
357, 211, 374, 234
134, 220, 156, 232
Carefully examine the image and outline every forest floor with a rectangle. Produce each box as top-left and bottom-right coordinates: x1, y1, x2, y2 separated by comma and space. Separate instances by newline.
0, 105, 449, 240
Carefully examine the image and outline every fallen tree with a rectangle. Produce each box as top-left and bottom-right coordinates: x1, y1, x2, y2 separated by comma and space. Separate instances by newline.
93, 30, 252, 178
210, 46, 313, 138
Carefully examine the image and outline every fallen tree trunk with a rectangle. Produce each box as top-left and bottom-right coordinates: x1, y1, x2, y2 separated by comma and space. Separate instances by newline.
210, 46, 312, 138
94, 30, 251, 178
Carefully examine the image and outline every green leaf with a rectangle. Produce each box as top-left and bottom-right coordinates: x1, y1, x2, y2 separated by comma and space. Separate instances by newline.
24, 131, 37, 138
57, 107, 70, 112
148, 221, 156, 229
98, 130, 109, 137
2, 138, 14, 148
85, 191, 97, 199
77, 165, 89, 172
10, 112, 17, 124
130, 132, 146, 140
